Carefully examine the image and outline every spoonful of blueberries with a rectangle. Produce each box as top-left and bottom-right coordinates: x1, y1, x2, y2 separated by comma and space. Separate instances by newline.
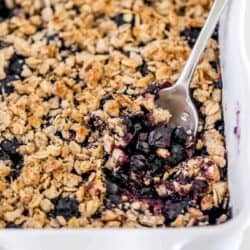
157, 0, 230, 135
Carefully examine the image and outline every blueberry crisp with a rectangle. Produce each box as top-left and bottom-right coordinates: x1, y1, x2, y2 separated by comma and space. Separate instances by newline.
0, 0, 230, 228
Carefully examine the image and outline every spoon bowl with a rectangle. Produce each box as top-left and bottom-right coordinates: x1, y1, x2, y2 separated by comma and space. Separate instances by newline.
157, 85, 198, 133
156, 0, 229, 136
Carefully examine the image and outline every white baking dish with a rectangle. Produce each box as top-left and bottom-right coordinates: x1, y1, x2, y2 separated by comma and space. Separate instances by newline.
0, 0, 249, 249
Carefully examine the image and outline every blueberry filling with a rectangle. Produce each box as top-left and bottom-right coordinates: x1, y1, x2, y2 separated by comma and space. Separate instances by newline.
103, 91, 195, 222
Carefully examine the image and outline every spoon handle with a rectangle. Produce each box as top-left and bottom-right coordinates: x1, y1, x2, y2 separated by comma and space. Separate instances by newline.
177, 0, 230, 87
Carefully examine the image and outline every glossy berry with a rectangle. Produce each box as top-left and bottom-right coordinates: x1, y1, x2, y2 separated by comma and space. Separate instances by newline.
172, 127, 188, 145
148, 155, 164, 174
167, 144, 186, 166
107, 194, 121, 205
130, 154, 148, 172
8, 54, 25, 77
164, 200, 187, 222
104, 168, 129, 188
214, 119, 224, 134
192, 179, 208, 195
106, 180, 120, 194
1, 138, 23, 181
148, 125, 173, 148
0, 75, 16, 94
136, 140, 150, 154
1, 138, 19, 155
1, 138, 23, 166
51, 197, 80, 220
112, 13, 127, 26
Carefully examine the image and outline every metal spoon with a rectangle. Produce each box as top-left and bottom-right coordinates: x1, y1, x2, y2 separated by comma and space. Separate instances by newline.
157, 0, 230, 135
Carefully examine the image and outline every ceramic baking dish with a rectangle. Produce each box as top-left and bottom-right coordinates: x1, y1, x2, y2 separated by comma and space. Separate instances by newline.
0, 0, 249, 249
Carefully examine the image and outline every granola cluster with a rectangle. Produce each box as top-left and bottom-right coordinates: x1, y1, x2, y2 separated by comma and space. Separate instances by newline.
0, 0, 230, 228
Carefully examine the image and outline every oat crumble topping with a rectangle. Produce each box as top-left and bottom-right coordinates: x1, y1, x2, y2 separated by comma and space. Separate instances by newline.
0, 0, 230, 229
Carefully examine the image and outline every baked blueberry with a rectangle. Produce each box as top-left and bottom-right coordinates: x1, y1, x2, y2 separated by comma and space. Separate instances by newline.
205, 207, 226, 225
1, 138, 23, 181
214, 119, 225, 134
138, 61, 150, 76
143, 82, 171, 96
192, 179, 208, 195
1, 138, 23, 165
1, 138, 20, 155
104, 168, 129, 188
106, 180, 120, 194
148, 125, 173, 148
0, 150, 10, 161
51, 197, 80, 220
130, 154, 148, 172
172, 127, 188, 145
136, 140, 151, 154
112, 13, 127, 26
164, 200, 187, 222
8, 54, 25, 77
149, 156, 165, 174
180, 27, 201, 47
167, 144, 186, 166
0, 75, 16, 94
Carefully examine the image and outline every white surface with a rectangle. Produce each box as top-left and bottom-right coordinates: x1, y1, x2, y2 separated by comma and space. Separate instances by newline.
0, 0, 249, 250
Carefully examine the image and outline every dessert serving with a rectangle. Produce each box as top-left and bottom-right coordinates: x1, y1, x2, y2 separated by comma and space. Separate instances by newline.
0, 0, 230, 229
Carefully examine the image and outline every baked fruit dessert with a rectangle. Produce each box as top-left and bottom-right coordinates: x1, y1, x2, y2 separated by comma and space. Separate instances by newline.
0, 0, 230, 228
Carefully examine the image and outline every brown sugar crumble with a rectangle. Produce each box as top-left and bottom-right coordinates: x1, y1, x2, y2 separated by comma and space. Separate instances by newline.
0, 0, 230, 229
